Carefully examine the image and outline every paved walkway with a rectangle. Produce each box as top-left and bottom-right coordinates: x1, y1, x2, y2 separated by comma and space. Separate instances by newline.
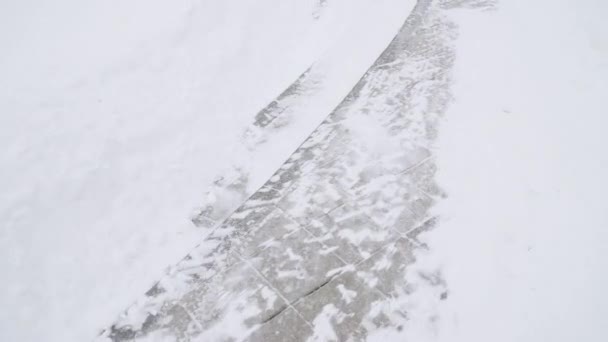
98, 0, 473, 340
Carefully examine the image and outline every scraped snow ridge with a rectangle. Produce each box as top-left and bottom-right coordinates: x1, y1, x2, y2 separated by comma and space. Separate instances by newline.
0, 1, 414, 341
3, 0, 608, 341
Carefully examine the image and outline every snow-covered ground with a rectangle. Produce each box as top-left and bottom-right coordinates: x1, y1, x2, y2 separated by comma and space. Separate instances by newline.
408, 0, 608, 341
3, 0, 607, 341
0, 1, 413, 341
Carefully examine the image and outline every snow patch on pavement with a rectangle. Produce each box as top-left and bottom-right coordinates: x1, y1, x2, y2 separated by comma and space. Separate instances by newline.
194, 0, 416, 230
0, 1, 413, 341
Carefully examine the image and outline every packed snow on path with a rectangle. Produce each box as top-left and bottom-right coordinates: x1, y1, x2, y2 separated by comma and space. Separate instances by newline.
0, 1, 412, 341
404, 1, 608, 341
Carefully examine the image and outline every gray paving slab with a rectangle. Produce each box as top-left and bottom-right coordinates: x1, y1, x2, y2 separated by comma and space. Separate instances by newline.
97, 0, 466, 340
247, 229, 345, 303
247, 307, 313, 342
293, 270, 391, 341
229, 208, 301, 260
276, 174, 350, 227
306, 204, 399, 264
356, 238, 417, 298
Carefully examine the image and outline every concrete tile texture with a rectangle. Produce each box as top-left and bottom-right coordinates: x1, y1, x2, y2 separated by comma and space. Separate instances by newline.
96, 0, 476, 340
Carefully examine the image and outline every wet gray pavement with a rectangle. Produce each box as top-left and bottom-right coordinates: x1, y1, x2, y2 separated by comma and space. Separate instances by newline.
97, 0, 490, 340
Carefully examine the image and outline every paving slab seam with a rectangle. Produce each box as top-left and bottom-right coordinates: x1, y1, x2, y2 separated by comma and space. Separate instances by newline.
96, 0, 471, 339
273, 203, 351, 266
237, 254, 315, 330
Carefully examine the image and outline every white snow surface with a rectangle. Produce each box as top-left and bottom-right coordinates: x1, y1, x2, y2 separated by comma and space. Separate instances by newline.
406, 1, 608, 341
0, 1, 413, 341
4, 0, 607, 341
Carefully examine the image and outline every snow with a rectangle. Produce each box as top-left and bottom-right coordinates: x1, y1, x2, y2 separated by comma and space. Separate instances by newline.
0, 1, 413, 341
308, 304, 341, 341
4, 0, 606, 340
197, 0, 415, 229
409, 0, 608, 341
